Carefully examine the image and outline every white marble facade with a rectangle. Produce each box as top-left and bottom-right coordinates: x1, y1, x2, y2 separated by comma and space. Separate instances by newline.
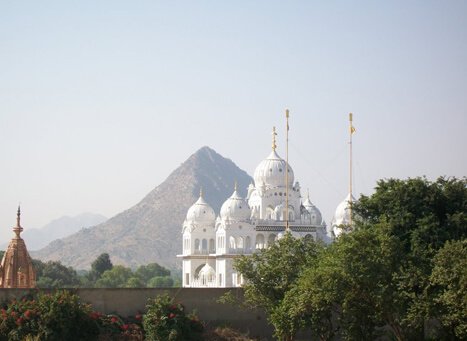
179, 128, 337, 288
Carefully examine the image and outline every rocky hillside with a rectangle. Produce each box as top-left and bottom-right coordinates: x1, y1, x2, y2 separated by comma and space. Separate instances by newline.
33, 147, 252, 270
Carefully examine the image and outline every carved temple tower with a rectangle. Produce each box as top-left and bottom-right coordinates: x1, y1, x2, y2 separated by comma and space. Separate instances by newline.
0, 207, 36, 288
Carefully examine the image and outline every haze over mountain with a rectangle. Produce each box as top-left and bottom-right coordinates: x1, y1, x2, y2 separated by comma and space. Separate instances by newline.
33, 147, 253, 270
1, 213, 107, 251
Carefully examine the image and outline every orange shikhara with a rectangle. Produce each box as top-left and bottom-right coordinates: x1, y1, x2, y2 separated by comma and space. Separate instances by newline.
0, 207, 36, 288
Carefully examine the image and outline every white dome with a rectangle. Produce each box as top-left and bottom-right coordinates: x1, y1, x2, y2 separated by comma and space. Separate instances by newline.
331, 193, 356, 237
253, 150, 294, 189
220, 189, 250, 221
302, 196, 323, 225
199, 263, 215, 277
186, 194, 216, 224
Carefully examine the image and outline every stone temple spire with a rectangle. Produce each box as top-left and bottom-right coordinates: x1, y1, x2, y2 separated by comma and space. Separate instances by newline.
0, 207, 36, 288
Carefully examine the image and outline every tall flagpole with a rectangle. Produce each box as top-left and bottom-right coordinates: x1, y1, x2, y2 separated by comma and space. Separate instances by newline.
285, 109, 290, 233
349, 113, 354, 228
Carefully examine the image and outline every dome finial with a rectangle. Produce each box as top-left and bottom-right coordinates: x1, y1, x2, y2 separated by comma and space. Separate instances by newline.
307, 188, 310, 199
199, 187, 203, 198
234, 180, 238, 192
271, 126, 277, 151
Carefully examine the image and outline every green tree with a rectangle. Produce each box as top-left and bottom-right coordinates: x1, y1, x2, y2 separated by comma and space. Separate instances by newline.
353, 176, 467, 339
429, 239, 467, 339
95, 265, 133, 288
33, 260, 80, 288
290, 225, 403, 340
135, 263, 170, 284
91, 253, 113, 279
147, 276, 174, 288
126, 276, 145, 288
284, 177, 466, 340
234, 233, 322, 341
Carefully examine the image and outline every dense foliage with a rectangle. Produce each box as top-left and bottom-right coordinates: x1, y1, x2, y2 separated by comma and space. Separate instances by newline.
143, 294, 203, 341
25, 254, 177, 288
234, 233, 322, 340
33, 260, 80, 288
0, 291, 99, 341
235, 177, 466, 340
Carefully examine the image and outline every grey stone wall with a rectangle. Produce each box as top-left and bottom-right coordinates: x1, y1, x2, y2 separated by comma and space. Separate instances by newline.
0, 288, 273, 339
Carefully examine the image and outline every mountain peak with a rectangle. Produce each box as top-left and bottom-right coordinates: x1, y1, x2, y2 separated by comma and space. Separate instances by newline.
190, 146, 223, 162
34, 148, 253, 269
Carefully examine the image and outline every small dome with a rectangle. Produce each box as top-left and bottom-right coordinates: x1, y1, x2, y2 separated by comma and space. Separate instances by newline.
220, 188, 250, 221
253, 150, 294, 189
302, 196, 323, 225
186, 193, 216, 224
199, 263, 215, 277
331, 193, 356, 237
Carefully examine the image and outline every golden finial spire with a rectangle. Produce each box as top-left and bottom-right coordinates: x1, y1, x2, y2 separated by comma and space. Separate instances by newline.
272, 126, 277, 150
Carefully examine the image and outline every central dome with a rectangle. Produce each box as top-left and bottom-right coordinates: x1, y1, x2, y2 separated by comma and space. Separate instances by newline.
253, 150, 294, 188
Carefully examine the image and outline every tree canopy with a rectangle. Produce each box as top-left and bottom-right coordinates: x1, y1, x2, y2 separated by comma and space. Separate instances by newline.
234, 233, 322, 340
33, 260, 80, 288
234, 177, 466, 340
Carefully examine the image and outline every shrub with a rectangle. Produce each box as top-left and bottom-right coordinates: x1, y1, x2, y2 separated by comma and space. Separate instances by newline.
0, 291, 99, 341
93, 312, 143, 341
143, 294, 203, 341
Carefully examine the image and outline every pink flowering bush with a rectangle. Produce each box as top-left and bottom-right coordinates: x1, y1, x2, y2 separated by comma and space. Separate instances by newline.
143, 294, 203, 341
93, 312, 143, 340
0, 291, 99, 341
0, 292, 144, 341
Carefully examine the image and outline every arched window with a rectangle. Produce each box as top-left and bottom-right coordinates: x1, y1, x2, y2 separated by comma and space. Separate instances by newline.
229, 236, 236, 249
209, 238, 215, 252
202, 239, 208, 251
237, 236, 244, 249
255, 234, 265, 249
245, 236, 251, 251
184, 238, 190, 253
195, 239, 200, 251
267, 206, 274, 220
268, 234, 276, 246
304, 234, 313, 241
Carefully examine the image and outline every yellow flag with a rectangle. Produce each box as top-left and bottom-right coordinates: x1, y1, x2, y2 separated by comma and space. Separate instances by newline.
349, 113, 355, 134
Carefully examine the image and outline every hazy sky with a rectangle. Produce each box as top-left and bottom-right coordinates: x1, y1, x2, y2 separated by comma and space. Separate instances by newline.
1, 1, 466, 244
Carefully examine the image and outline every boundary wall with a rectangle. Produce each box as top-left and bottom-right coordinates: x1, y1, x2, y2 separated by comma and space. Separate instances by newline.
0, 288, 273, 339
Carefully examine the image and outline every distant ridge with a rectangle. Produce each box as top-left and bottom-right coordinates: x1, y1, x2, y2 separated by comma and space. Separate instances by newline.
33, 147, 253, 269
1, 213, 107, 251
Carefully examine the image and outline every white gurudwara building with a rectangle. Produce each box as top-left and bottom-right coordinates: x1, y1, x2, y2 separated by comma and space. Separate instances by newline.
179, 128, 330, 288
